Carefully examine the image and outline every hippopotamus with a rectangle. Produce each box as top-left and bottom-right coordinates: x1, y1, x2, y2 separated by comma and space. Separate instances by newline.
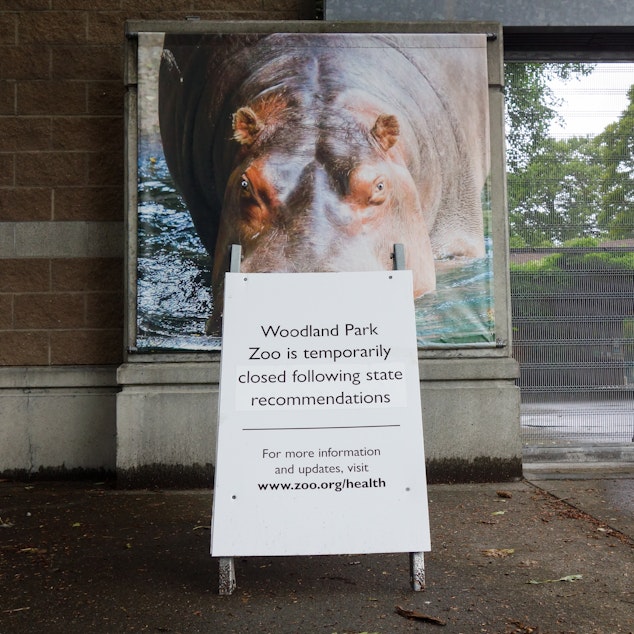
158, 32, 489, 335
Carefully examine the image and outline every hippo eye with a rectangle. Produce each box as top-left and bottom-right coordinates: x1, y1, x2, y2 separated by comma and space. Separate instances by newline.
369, 177, 388, 205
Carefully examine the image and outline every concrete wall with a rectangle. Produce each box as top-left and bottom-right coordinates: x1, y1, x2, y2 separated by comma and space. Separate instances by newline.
116, 356, 521, 487
0, 6, 524, 485
0, 366, 117, 478
116, 19, 522, 487
0, 2, 319, 482
421, 359, 521, 482
116, 362, 220, 487
1, 4, 522, 486
13, 0, 630, 485
325, 0, 634, 26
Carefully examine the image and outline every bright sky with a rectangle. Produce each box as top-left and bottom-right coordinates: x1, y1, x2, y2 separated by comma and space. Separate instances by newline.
549, 63, 634, 137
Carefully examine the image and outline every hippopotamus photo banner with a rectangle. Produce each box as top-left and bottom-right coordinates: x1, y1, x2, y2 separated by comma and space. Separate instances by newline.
210, 270, 430, 557
134, 29, 496, 351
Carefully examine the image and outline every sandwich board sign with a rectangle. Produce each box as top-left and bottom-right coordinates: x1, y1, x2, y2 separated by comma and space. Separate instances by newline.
210, 270, 430, 561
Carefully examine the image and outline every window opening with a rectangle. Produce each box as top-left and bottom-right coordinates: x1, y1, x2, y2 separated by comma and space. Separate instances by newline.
506, 62, 634, 448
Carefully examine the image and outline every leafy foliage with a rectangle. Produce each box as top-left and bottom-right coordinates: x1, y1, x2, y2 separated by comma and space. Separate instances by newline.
510, 237, 634, 274
505, 63, 594, 173
595, 85, 634, 238
505, 63, 634, 246
507, 136, 603, 246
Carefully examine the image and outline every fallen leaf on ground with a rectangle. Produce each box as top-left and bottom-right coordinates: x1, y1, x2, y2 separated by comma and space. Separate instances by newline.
506, 620, 539, 633
18, 547, 47, 555
497, 490, 513, 498
491, 510, 506, 516
527, 574, 582, 584
395, 605, 446, 626
518, 559, 538, 567
482, 548, 515, 558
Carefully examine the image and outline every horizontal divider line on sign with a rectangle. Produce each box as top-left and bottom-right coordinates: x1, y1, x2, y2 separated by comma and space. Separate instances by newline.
242, 425, 401, 431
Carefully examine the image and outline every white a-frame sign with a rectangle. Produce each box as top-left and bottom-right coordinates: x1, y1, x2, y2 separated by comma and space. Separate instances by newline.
211, 256, 430, 592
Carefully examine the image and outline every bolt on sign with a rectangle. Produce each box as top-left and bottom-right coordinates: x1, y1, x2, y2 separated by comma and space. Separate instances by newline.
210, 270, 430, 557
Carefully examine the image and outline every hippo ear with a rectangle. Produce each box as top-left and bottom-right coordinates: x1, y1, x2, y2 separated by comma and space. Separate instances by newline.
232, 106, 263, 146
371, 114, 400, 151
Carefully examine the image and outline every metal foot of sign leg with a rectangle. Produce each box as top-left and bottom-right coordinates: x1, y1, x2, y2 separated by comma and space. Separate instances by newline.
410, 552, 425, 591
219, 557, 236, 595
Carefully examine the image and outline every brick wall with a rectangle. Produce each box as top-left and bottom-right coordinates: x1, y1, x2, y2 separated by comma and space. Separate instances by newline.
0, 0, 318, 367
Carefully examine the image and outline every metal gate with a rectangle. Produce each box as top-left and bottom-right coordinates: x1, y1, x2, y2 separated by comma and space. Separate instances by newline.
506, 62, 634, 449
511, 245, 634, 447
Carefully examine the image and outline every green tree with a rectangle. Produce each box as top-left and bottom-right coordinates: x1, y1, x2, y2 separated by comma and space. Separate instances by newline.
595, 85, 634, 239
505, 62, 594, 173
507, 135, 604, 246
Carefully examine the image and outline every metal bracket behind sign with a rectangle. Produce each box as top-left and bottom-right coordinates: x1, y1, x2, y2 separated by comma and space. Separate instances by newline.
228, 243, 242, 274
392, 242, 406, 271
216, 243, 425, 594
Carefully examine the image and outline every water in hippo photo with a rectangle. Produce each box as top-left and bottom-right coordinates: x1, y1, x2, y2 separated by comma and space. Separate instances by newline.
134, 31, 496, 351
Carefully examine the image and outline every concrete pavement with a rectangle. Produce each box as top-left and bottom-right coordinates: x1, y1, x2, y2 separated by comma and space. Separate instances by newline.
1, 467, 633, 633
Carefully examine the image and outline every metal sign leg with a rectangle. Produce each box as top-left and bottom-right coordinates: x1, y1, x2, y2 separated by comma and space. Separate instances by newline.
218, 557, 236, 596
393, 243, 426, 592
216, 244, 242, 596
410, 551, 426, 591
